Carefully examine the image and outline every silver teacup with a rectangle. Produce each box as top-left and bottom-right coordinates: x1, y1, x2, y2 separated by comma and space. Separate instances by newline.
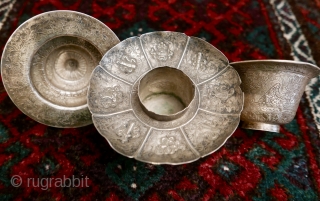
231, 60, 320, 132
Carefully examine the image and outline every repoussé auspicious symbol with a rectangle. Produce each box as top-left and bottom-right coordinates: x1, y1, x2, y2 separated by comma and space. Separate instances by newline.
100, 85, 124, 109
150, 41, 174, 61
116, 41, 142, 74
117, 120, 141, 143
155, 136, 186, 155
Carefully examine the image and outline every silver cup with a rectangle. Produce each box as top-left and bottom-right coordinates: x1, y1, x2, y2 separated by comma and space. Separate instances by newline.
231, 60, 320, 132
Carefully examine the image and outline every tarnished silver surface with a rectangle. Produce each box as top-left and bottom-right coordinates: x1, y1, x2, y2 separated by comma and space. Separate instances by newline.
231, 60, 320, 133
1, 10, 119, 127
88, 31, 244, 165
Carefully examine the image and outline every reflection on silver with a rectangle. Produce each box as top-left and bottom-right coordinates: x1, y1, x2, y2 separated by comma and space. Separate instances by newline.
231, 60, 320, 132
1, 10, 119, 127
88, 31, 243, 165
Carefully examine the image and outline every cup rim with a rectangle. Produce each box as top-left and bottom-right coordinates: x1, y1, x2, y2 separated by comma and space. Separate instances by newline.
230, 59, 319, 69
230, 59, 320, 77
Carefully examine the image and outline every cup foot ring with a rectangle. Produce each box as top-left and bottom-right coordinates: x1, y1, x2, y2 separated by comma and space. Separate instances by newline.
242, 121, 280, 133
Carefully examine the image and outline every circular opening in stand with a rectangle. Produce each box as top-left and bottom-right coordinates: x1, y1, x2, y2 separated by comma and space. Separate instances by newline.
138, 67, 195, 121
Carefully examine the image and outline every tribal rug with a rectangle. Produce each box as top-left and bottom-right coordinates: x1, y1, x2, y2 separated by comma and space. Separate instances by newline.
0, 0, 320, 200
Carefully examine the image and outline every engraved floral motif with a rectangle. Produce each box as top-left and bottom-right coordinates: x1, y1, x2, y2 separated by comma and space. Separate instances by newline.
155, 135, 185, 155
201, 84, 241, 113
179, 37, 229, 84
183, 51, 224, 82
210, 84, 235, 101
241, 111, 282, 123
256, 75, 303, 108
199, 67, 243, 114
183, 111, 239, 155
243, 71, 272, 93
186, 116, 225, 141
